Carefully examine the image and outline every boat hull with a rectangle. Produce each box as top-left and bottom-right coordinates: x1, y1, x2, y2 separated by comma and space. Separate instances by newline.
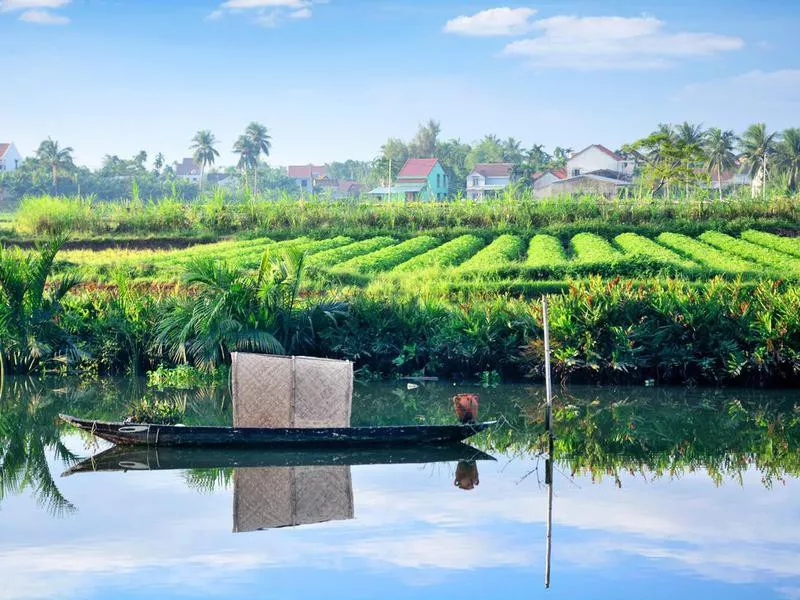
62, 443, 495, 476
60, 414, 494, 448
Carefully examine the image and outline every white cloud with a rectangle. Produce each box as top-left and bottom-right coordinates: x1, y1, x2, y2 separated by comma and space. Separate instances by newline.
444, 7, 537, 37
499, 14, 743, 70
0, 0, 69, 11
213, 0, 319, 27
222, 0, 305, 7
18, 7, 68, 23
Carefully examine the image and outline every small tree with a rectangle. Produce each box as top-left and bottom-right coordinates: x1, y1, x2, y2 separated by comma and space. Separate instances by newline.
704, 128, 738, 201
35, 138, 74, 195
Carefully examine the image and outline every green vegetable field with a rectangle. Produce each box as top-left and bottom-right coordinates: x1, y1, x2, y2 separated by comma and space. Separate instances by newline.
56, 228, 800, 288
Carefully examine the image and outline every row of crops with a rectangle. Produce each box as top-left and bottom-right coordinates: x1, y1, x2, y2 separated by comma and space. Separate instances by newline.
58, 229, 800, 283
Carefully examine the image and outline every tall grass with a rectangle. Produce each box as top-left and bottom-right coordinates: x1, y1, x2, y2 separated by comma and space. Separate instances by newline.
10, 190, 800, 238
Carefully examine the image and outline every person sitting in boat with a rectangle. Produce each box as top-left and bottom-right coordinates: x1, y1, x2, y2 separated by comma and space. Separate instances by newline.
453, 393, 479, 424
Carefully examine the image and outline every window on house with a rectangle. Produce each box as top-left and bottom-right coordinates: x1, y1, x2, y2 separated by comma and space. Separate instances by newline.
571, 169, 580, 177
472, 176, 479, 187
437, 173, 441, 187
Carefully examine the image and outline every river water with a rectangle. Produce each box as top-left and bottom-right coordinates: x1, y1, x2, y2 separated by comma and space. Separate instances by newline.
0, 378, 798, 599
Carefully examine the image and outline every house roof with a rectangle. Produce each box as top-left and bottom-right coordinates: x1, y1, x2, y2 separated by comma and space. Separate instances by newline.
369, 182, 426, 194
471, 163, 513, 178
176, 158, 200, 176
288, 164, 328, 179
338, 181, 362, 192
398, 158, 439, 178
551, 173, 632, 186
533, 168, 567, 181
0, 143, 10, 159
586, 169, 632, 181
570, 144, 623, 162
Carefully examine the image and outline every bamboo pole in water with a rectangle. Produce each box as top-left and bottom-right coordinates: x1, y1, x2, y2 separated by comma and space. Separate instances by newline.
542, 295, 554, 589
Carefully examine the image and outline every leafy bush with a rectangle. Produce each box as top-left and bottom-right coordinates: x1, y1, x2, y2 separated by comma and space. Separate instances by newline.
741, 229, 800, 258
525, 235, 567, 268
657, 232, 759, 274
614, 233, 697, 270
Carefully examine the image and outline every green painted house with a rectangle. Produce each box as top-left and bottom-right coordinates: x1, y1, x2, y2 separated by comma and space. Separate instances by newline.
369, 158, 449, 201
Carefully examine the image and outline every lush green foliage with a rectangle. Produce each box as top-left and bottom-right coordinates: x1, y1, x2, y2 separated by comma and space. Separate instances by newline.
570, 232, 623, 264
741, 229, 800, 258
0, 237, 82, 373
336, 236, 440, 273
459, 234, 524, 271
614, 233, 697, 270
307, 236, 396, 268
656, 232, 758, 274
699, 231, 800, 277
392, 235, 484, 272
525, 234, 568, 269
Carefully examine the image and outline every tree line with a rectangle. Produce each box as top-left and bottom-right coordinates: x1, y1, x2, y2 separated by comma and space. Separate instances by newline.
2, 120, 798, 203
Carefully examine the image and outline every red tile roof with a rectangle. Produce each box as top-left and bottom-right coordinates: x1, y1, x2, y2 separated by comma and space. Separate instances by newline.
472, 163, 513, 177
288, 164, 328, 179
398, 158, 439, 178
0, 144, 9, 159
534, 168, 567, 181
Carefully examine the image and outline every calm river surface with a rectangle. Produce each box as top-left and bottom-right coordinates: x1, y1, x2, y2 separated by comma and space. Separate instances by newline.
0, 378, 798, 599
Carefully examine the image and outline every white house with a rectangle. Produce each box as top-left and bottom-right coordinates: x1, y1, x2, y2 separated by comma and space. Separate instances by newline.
175, 158, 202, 182
466, 163, 514, 199
0, 143, 23, 173
288, 164, 328, 193
565, 144, 636, 179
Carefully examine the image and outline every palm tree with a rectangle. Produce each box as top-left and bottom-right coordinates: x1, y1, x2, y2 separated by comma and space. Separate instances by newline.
190, 130, 220, 196
551, 146, 573, 167
777, 128, 800, 192
233, 135, 259, 191
0, 236, 81, 373
35, 138, 74, 194
154, 247, 346, 371
502, 137, 523, 163
244, 122, 272, 194
704, 128, 738, 201
739, 123, 779, 198
675, 122, 706, 195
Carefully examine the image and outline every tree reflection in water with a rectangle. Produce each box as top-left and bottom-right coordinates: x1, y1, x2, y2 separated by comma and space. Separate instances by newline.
0, 378, 797, 514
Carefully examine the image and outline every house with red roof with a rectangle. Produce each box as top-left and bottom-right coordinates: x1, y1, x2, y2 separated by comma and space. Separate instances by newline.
466, 163, 514, 200
369, 158, 448, 201
0, 143, 23, 173
533, 144, 638, 199
287, 164, 329, 194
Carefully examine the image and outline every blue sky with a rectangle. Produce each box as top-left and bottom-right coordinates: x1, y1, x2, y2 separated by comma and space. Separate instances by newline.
1, 0, 799, 168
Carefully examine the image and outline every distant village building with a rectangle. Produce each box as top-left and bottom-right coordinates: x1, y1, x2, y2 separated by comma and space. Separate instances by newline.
175, 158, 202, 182
369, 158, 449, 201
535, 144, 636, 198
466, 163, 514, 200
288, 164, 328, 193
0, 143, 23, 173
532, 168, 567, 190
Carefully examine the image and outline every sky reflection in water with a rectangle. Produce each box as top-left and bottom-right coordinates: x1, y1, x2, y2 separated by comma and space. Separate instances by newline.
0, 381, 798, 599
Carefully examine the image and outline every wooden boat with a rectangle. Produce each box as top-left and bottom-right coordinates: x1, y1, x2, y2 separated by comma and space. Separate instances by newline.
59, 414, 495, 448
62, 443, 495, 476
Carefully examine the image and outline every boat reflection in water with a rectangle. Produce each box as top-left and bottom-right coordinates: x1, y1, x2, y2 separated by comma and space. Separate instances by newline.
63, 444, 494, 532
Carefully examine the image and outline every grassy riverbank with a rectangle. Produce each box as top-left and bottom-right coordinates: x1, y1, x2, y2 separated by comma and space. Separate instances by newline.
2, 195, 800, 386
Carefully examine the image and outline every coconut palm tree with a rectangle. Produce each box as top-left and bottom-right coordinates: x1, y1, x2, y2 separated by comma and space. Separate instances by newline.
244, 122, 272, 193
739, 123, 779, 198
233, 135, 259, 191
777, 128, 800, 192
551, 146, 573, 168
502, 137, 523, 163
0, 236, 81, 373
35, 138, 74, 194
704, 128, 738, 201
190, 130, 220, 196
